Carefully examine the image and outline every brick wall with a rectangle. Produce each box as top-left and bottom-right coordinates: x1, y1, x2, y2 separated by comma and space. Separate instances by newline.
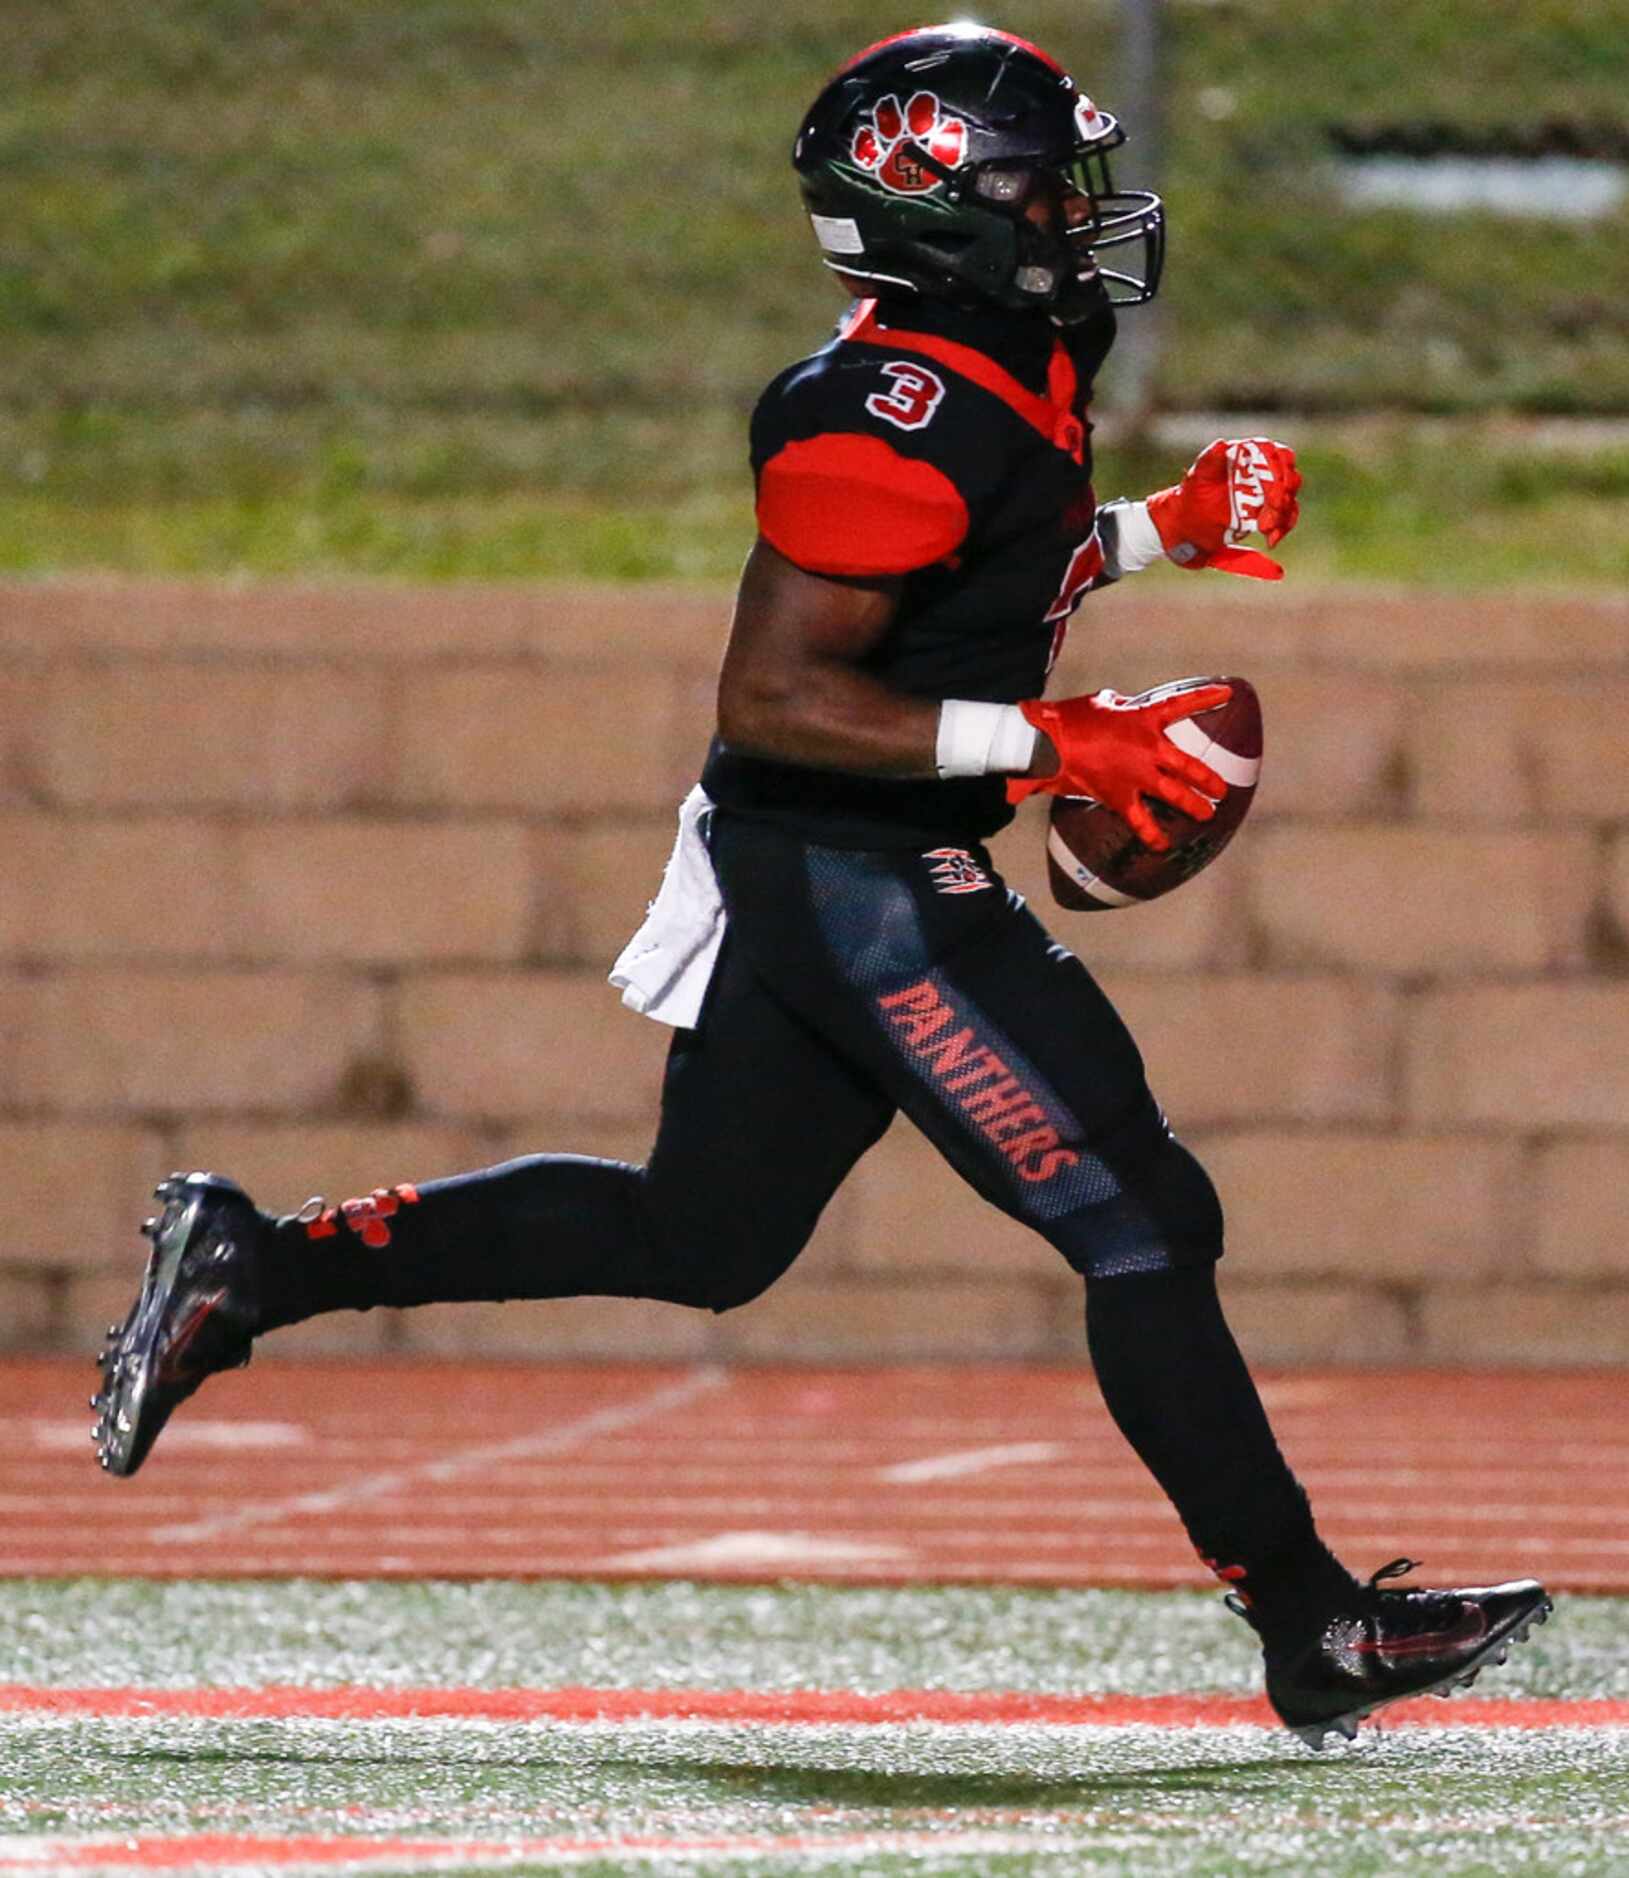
3, 578, 1626, 1368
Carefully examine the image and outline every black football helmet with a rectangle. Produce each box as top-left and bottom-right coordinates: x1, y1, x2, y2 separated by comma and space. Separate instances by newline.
793, 23, 1164, 319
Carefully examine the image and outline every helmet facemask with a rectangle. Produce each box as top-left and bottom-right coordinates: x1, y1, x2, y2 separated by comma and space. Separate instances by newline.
962, 125, 1166, 315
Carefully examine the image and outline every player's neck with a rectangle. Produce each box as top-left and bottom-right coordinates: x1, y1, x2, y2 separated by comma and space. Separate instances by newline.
868, 293, 1057, 393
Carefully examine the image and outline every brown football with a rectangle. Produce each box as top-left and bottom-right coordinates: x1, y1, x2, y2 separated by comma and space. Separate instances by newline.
1047, 676, 1263, 912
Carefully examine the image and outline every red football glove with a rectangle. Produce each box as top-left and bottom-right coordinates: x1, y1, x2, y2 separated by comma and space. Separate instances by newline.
1006, 684, 1232, 851
1146, 437, 1301, 580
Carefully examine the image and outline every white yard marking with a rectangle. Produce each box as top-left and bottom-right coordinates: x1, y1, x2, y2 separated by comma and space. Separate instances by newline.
154, 1367, 728, 1544
878, 1440, 1064, 1483
599, 1531, 911, 1572
28, 1419, 308, 1453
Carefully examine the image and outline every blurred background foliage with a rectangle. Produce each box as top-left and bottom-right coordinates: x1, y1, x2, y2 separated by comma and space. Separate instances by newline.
4, 0, 1628, 579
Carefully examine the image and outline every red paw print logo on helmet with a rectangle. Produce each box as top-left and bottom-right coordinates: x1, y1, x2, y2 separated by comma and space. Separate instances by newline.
852, 91, 967, 195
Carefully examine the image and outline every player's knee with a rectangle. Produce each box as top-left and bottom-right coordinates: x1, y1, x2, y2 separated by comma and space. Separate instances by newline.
1046, 1130, 1223, 1281
688, 1251, 801, 1313
1148, 1134, 1225, 1263
646, 1219, 809, 1314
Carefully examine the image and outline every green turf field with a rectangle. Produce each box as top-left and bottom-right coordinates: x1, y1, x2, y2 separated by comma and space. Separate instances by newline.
4, 1581, 1626, 1875
6, 0, 1629, 580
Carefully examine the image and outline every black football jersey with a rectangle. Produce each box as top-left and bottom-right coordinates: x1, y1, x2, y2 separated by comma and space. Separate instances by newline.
702, 293, 1117, 847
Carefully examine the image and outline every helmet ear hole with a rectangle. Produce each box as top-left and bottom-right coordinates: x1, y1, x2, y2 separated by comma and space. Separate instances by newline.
974, 166, 1033, 205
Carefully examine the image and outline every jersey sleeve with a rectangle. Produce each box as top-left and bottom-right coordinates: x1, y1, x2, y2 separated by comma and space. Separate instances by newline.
749, 353, 975, 578
756, 433, 969, 578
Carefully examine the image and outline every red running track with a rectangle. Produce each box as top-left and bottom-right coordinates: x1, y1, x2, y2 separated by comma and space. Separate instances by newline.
3, 1359, 1625, 1590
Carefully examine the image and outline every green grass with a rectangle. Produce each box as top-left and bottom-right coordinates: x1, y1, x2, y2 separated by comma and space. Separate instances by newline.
6, 0, 1629, 579
3, 1578, 1623, 1696
3, 1581, 1627, 1876
1107, 425, 1629, 587
5, 414, 1626, 584
8, 1714, 1627, 1875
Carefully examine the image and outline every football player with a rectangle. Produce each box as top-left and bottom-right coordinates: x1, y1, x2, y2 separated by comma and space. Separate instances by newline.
93, 24, 1547, 1748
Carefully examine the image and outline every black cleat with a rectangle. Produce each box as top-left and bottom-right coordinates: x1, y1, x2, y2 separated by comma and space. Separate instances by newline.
1243, 1558, 1553, 1750
92, 1172, 267, 1478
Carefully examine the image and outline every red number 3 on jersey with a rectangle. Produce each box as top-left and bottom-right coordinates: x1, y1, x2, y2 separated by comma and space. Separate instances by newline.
866, 360, 946, 432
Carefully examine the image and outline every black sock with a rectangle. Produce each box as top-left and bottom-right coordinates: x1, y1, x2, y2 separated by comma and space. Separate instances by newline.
1084, 1264, 1359, 1647
252, 1154, 668, 1332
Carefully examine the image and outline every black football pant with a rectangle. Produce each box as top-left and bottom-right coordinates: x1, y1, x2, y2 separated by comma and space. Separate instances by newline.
268, 811, 1223, 1310
262, 811, 1347, 1620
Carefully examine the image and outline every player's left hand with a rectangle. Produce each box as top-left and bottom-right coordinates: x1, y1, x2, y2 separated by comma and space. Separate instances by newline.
1146, 437, 1301, 580
1006, 684, 1232, 850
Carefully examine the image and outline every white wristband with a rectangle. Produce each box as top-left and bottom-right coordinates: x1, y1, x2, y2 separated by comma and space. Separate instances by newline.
1099, 498, 1166, 576
935, 699, 1038, 779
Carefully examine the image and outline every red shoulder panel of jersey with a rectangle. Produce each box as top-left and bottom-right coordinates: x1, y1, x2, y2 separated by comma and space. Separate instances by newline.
757, 432, 970, 577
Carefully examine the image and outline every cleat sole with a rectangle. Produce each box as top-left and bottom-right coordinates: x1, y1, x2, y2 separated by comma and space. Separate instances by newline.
92, 1172, 259, 1479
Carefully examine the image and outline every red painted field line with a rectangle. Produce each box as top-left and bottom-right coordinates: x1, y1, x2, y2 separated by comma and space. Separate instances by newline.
0, 1828, 1103, 1871
2, 1685, 1624, 1729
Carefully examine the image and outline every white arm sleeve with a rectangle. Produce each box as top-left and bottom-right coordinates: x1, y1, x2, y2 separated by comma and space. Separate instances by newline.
935, 700, 1038, 779
1097, 498, 1167, 578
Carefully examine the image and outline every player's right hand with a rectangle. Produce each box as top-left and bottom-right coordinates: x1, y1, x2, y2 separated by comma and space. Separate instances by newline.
1006, 686, 1231, 851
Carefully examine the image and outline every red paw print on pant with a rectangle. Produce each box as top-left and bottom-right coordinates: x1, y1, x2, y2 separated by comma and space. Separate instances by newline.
851, 92, 967, 195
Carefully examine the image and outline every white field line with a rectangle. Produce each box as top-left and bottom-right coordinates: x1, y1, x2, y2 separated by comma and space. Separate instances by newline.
597, 1531, 913, 1572
152, 1367, 728, 1545
877, 1441, 1065, 1482
28, 1419, 309, 1452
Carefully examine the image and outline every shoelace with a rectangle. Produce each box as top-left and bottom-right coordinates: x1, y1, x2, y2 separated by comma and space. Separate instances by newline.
1369, 1557, 1422, 1589
1360, 1557, 1472, 1636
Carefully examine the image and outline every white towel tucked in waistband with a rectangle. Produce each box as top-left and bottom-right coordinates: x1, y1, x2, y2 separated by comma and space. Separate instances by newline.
608, 785, 726, 1028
